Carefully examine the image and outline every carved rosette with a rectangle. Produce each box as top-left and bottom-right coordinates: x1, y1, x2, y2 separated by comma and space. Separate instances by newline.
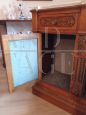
40, 16, 75, 27
78, 35, 86, 55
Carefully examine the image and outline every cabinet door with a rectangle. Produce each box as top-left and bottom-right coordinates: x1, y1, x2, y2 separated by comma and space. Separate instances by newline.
2, 34, 38, 93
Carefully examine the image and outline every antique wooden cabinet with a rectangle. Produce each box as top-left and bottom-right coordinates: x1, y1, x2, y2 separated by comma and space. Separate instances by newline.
31, 5, 86, 115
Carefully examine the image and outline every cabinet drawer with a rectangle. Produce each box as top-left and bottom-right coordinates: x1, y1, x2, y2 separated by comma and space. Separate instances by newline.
38, 13, 79, 34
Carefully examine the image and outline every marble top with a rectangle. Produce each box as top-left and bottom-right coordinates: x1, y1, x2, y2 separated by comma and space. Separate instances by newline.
31, 2, 85, 11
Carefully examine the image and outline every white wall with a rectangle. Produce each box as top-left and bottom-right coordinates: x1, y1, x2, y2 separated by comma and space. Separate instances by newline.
0, 0, 86, 19
18, 0, 81, 8
0, 0, 82, 8
6, 22, 32, 34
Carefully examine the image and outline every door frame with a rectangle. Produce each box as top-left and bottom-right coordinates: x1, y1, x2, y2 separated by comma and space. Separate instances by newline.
2, 33, 42, 93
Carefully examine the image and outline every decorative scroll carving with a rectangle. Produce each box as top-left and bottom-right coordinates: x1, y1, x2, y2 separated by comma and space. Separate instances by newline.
40, 16, 75, 27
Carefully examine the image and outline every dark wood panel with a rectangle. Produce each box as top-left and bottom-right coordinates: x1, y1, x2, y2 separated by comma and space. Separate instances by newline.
70, 55, 86, 96
70, 35, 86, 96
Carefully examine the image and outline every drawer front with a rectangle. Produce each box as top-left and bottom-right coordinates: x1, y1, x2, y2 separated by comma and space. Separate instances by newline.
40, 16, 75, 27
38, 13, 79, 33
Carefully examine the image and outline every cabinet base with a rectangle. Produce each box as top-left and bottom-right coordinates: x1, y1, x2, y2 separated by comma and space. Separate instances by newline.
32, 80, 86, 115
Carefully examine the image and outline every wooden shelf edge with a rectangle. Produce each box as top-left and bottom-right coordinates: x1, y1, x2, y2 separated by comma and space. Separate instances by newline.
0, 20, 32, 25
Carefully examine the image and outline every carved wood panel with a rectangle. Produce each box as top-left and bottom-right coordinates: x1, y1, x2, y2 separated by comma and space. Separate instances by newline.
70, 35, 86, 96
78, 35, 86, 56
38, 13, 79, 33
70, 56, 86, 96
40, 16, 75, 27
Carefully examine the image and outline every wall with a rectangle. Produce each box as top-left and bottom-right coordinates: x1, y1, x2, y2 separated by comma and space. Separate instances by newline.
0, 0, 86, 19
6, 22, 32, 34
18, 0, 81, 8
0, 0, 82, 8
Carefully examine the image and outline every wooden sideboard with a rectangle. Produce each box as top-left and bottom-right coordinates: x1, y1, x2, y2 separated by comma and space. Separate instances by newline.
31, 4, 86, 115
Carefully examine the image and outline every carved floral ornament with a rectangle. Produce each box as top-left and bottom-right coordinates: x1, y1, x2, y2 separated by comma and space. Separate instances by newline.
40, 16, 75, 27
78, 35, 86, 50
78, 35, 86, 55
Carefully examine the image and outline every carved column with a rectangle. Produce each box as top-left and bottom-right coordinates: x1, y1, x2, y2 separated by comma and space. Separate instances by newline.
70, 35, 86, 96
